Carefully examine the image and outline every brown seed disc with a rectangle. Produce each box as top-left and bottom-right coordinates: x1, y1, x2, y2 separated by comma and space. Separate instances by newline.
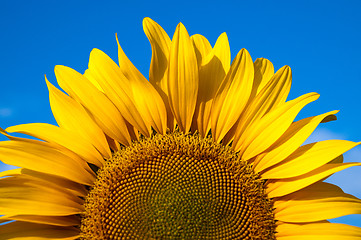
81, 132, 276, 239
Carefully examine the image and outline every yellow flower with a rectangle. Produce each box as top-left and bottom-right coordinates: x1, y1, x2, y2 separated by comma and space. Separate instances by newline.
1, 17, 361, 239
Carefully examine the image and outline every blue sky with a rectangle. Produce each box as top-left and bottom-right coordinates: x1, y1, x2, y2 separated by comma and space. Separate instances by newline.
1, 0, 361, 227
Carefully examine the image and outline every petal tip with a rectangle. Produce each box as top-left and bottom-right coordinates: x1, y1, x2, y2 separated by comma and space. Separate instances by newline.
219, 32, 228, 40
143, 17, 153, 24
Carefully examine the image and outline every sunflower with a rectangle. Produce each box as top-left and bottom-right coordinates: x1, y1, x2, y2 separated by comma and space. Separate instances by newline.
0, 17, 361, 239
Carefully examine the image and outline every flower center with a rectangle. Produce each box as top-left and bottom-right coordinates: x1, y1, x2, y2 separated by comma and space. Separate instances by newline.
80, 132, 276, 239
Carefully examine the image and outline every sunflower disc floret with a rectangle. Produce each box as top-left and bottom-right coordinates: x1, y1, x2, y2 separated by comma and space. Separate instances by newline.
81, 132, 276, 239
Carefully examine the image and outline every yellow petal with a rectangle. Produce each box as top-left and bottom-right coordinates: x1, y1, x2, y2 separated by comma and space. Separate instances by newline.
0, 177, 84, 216
262, 140, 360, 179
143, 17, 171, 91
88, 48, 165, 136
168, 23, 198, 132
275, 181, 357, 201
192, 33, 231, 136
191, 34, 212, 66
267, 161, 361, 198
203, 32, 230, 74
0, 140, 95, 185
211, 48, 254, 142
0, 168, 87, 197
129, 80, 168, 134
143, 17, 175, 130
117, 35, 167, 134
116, 32, 148, 84
0, 168, 22, 178
0, 215, 80, 227
46, 79, 111, 158
87, 48, 147, 135
252, 58, 275, 96
276, 222, 361, 240
54, 65, 132, 145
232, 65, 292, 147
274, 182, 361, 222
237, 92, 320, 160
254, 110, 338, 173
6, 123, 104, 167
83, 69, 104, 92
329, 154, 344, 163
0, 133, 93, 185
0, 222, 79, 240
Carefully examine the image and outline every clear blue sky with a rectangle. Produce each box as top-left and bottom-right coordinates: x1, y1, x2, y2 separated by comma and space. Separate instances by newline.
1, 0, 360, 227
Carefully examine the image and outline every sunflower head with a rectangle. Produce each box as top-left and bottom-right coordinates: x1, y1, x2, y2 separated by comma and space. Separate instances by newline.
0, 17, 361, 240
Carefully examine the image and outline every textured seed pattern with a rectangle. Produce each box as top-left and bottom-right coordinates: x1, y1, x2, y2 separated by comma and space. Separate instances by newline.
81, 132, 276, 239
